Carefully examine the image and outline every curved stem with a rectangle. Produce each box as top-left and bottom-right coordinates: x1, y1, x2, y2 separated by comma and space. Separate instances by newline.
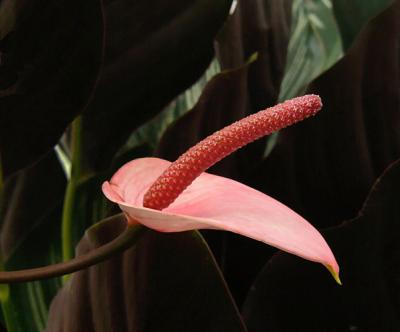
0, 224, 146, 283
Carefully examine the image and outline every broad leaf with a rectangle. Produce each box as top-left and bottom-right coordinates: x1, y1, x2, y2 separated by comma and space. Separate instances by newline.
0, 0, 103, 178
80, 0, 233, 173
0, 153, 64, 332
46, 216, 248, 332
0, 152, 65, 259
250, 2, 400, 228
216, 0, 292, 105
243, 158, 400, 331
333, 0, 395, 49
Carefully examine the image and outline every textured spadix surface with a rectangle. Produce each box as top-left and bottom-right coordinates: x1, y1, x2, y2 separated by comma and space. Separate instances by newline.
143, 94, 322, 210
103, 95, 339, 278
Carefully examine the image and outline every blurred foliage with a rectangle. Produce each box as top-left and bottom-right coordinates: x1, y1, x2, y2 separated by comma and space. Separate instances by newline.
0, 0, 399, 331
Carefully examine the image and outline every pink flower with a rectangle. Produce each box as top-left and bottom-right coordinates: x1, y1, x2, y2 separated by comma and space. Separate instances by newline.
102, 95, 341, 283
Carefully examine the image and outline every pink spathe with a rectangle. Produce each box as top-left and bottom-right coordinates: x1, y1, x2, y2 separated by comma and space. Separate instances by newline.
102, 95, 341, 283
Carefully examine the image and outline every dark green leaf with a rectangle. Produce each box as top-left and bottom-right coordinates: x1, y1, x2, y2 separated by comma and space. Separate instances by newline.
249, 2, 400, 228
333, 0, 395, 49
0, 152, 66, 260
217, 0, 291, 106
0, 153, 65, 331
243, 158, 400, 331
46, 216, 247, 332
0, 0, 103, 178
81, 0, 232, 172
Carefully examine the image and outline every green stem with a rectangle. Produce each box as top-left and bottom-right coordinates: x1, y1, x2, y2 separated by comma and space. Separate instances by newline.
0, 259, 13, 332
1, 299, 19, 332
70, 115, 83, 179
0, 156, 13, 331
61, 116, 83, 281
0, 155, 2, 182
0, 153, 3, 208
61, 179, 77, 263
0, 223, 146, 283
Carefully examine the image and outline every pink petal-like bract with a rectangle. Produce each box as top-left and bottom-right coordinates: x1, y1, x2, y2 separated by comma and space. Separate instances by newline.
102, 95, 340, 283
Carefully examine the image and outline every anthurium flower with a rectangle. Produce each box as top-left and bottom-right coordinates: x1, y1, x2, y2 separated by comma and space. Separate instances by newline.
102, 95, 341, 283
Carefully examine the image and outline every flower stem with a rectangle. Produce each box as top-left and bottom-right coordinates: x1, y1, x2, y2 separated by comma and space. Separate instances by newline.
0, 222, 146, 283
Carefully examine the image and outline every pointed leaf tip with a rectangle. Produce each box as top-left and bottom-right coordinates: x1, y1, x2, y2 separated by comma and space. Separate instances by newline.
325, 264, 342, 285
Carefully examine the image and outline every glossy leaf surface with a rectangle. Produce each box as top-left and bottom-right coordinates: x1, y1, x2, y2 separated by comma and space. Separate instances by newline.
0, 0, 103, 178
332, 0, 395, 49
250, 2, 400, 228
46, 216, 247, 332
243, 159, 400, 331
80, 0, 232, 173
0, 153, 64, 332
